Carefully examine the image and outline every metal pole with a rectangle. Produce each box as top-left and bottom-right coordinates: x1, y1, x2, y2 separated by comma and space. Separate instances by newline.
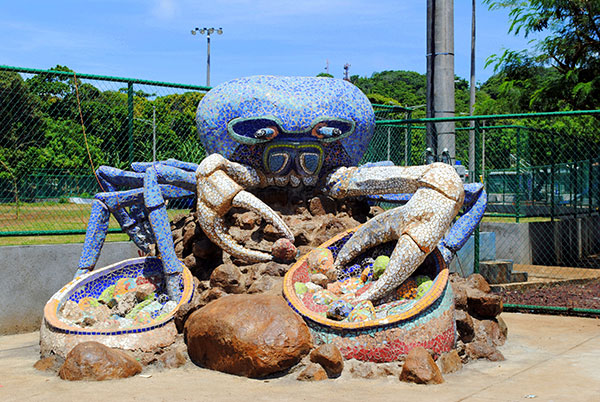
206, 32, 211, 87
426, 0, 436, 156
433, 0, 455, 164
474, 120, 481, 274
574, 160, 578, 217
589, 159, 593, 216
516, 127, 521, 223
551, 133, 556, 222
387, 126, 392, 161
406, 125, 413, 166
469, 0, 476, 180
152, 105, 156, 162
127, 82, 134, 165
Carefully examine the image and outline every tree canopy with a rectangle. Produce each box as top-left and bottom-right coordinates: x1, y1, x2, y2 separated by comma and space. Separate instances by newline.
484, 0, 600, 110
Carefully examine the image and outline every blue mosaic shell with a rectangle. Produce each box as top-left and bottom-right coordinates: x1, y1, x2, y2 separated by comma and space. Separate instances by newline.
196, 76, 375, 167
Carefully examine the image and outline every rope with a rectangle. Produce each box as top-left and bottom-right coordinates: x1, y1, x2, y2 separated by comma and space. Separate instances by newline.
73, 71, 106, 192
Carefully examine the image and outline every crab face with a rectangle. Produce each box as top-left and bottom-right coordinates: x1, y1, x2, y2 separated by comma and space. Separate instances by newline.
196, 76, 375, 185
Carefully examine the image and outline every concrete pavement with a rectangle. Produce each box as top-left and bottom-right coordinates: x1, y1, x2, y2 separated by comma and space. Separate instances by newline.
1, 312, 599, 402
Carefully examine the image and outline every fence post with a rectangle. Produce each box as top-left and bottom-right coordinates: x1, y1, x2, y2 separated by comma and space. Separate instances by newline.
573, 160, 578, 217
589, 159, 593, 216
127, 82, 134, 165
515, 127, 521, 223
474, 119, 481, 274
551, 132, 556, 222
406, 110, 413, 166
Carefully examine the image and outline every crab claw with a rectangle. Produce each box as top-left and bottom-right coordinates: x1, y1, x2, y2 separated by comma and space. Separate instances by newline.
196, 163, 294, 262
334, 187, 461, 302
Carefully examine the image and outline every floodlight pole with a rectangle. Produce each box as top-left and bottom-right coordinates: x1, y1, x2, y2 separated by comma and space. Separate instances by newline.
191, 27, 223, 87
469, 0, 476, 181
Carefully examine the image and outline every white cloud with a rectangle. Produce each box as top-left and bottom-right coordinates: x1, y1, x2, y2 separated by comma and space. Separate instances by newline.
152, 0, 178, 19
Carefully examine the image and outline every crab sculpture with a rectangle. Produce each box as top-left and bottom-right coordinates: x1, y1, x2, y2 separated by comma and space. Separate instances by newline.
76, 75, 486, 302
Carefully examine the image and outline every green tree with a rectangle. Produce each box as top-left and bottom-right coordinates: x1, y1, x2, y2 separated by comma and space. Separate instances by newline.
484, 0, 600, 109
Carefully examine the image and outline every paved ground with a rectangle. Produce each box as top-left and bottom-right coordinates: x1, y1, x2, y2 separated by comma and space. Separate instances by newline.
1, 312, 599, 402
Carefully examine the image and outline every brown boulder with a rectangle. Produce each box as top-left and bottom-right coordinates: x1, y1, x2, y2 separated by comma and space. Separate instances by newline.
467, 289, 503, 318
308, 197, 327, 216
182, 221, 197, 250
467, 273, 492, 293
465, 341, 505, 362
34, 355, 63, 372
236, 211, 261, 230
174, 240, 185, 259
450, 277, 468, 310
210, 264, 245, 293
347, 359, 378, 379
192, 237, 220, 260
261, 261, 288, 277
158, 347, 187, 369
247, 276, 275, 294
309, 344, 344, 378
498, 315, 508, 339
297, 363, 328, 381
399, 347, 444, 384
58, 341, 142, 381
437, 350, 463, 374
185, 294, 313, 378
473, 318, 506, 346
455, 309, 475, 343
310, 215, 358, 246
262, 224, 281, 241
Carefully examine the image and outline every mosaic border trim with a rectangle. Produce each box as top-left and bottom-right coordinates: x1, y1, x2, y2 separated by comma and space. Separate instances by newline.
43, 257, 194, 336
283, 225, 449, 331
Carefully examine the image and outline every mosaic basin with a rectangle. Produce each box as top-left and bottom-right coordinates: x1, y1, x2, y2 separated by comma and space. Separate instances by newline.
40, 257, 194, 358
283, 227, 456, 362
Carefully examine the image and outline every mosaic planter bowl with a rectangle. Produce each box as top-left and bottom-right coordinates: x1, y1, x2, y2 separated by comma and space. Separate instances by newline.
283, 227, 456, 362
40, 257, 194, 358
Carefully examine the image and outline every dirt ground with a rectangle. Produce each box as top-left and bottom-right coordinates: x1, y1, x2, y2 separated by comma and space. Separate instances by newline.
1, 312, 600, 402
496, 279, 600, 310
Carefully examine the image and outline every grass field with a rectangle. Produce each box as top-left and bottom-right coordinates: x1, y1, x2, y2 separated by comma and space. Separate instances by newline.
0, 202, 189, 246
0, 201, 573, 246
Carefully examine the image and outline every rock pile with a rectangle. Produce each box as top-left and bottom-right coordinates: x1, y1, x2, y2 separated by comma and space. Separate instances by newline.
170, 189, 379, 325
450, 273, 506, 362
58, 276, 178, 330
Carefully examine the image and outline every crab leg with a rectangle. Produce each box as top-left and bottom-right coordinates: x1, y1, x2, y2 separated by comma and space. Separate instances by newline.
144, 168, 184, 299
76, 184, 193, 278
438, 183, 487, 264
324, 162, 464, 302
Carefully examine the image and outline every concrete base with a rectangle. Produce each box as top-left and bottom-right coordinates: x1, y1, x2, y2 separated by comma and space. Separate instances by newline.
479, 260, 529, 284
480, 222, 532, 265
0, 242, 139, 335
449, 232, 496, 277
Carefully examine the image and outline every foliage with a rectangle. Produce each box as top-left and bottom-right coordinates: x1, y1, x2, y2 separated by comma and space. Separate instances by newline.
0, 65, 208, 202
483, 0, 600, 110
350, 70, 471, 118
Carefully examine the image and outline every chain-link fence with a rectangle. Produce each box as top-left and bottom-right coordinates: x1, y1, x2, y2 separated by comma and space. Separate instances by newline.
0, 65, 209, 236
1, 65, 599, 313
375, 111, 600, 314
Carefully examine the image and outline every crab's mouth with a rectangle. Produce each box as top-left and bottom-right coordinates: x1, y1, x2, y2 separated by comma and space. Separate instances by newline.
264, 171, 318, 188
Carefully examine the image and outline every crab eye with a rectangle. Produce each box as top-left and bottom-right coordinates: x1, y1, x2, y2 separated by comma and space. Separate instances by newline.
310, 118, 355, 142
227, 117, 283, 145
254, 126, 279, 140
316, 127, 342, 138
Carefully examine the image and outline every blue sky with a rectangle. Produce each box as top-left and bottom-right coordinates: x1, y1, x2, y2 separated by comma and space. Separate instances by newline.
1, 1, 536, 87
